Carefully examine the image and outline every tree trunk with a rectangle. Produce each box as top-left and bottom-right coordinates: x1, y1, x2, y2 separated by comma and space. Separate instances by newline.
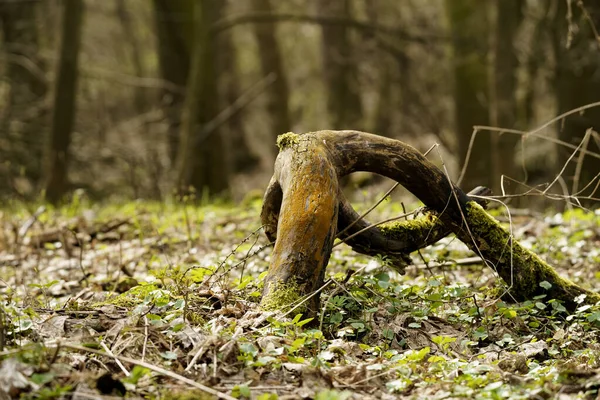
445, 0, 491, 189
43, 0, 84, 204
364, 0, 394, 138
551, 0, 600, 198
489, 0, 522, 194
318, 0, 364, 130
218, 1, 259, 173
115, 0, 147, 113
261, 131, 599, 314
175, 0, 229, 196
0, 1, 48, 192
250, 0, 291, 145
152, 0, 192, 163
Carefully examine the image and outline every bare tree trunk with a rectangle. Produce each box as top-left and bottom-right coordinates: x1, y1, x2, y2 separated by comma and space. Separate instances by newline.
261, 131, 600, 314
250, 0, 291, 145
115, 0, 147, 113
489, 0, 522, 194
520, 2, 550, 128
318, 0, 363, 130
445, 0, 491, 189
550, 0, 600, 199
0, 1, 48, 192
218, 1, 259, 173
175, 0, 229, 196
152, 0, 192, 163
43, 0, 84, 204
364, 0, 392, 137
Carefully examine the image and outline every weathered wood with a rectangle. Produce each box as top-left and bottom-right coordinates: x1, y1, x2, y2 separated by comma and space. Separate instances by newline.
261, 134, 339, 313
261, 131, 600, 313
263, 184, 490, 274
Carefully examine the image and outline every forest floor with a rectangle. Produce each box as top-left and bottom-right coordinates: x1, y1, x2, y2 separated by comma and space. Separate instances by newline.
1, 195, 600, 400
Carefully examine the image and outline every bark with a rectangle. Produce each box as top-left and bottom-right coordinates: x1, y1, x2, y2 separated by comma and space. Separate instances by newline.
43, 0, 84, 204
250, 0, 291, 144
445, 0, 491, 189
152, 0, 192, 163
115, 0, 147, 113
551, 0, 600, 198
220, 1, 259, 172
489, 0, 523, 193
175, 0, 229, 196
263, 180, 490, 275
318, 0, 363, 130
0, 1, 48, 190
520, 2, 551, 128
261, 131, 600, 314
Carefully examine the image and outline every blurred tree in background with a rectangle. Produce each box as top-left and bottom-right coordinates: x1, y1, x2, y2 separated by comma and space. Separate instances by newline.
551, 0, 600, 196
319, 0, 363, 131
43, 0, 83, 203
445, 0, 491, 190
0, 0, 598, 206
0, 0, 47, 194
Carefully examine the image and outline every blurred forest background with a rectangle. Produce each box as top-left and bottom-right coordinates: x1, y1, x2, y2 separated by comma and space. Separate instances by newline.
0, 0, 599, 206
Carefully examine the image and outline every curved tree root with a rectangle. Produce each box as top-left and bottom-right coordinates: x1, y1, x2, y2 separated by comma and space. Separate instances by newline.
260, 131, 599, 314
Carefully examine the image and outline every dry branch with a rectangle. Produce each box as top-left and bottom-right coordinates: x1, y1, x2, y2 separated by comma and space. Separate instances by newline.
261, 131, 599, 314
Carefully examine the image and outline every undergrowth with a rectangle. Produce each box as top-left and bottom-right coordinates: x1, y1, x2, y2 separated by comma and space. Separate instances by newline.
0, 198, 599, 399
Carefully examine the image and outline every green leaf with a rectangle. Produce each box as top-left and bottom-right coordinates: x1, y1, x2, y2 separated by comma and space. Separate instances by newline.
587, 311, 600, 322
232, 384, 251, 399
31, 372, 55, 385
239, 343, 258, 356
539, 281, 552, 290
406, 346, 430, 361
330, 312, 343, 324
473, 328, 488, 340
295, 317, 314, 327
256, 394, 279, 400
428, 279, 441, 287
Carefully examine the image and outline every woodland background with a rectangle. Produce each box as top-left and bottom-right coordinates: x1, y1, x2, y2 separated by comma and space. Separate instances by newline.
1, 0, 599, 206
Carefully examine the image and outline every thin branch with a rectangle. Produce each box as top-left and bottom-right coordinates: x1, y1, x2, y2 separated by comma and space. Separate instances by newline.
61, 343, 237, 400
211, 12, 443, 44
195, 73, 276, 146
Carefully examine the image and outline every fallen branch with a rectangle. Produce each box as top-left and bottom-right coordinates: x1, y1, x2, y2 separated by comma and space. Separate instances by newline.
260, 131, 599, 314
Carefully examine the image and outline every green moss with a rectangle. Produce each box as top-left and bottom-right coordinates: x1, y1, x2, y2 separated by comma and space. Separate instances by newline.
377, 214, 447, 251
276, 132, 300, 150
161, 390, 215, 400
465, 202, 600, 307
261, 279, 304, 313
97, 284, 159, 308
379, 214, 441, 240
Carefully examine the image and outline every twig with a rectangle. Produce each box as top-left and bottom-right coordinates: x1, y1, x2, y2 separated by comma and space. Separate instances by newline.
333, 211, 416, 248
542, 132, 586, 195
211, 12, 442, 44
336, 143, 438, 240
142, 316, 148, 363
100, 341, 130, 377
572, 128, 593, 195
61, 343, 237, 400
185, 346, 205, 373
195, 73, 276, 146
18, 206, 46, 239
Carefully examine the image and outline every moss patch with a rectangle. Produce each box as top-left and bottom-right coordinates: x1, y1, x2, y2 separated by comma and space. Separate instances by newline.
465, 202, 600, 307
378, 213, 447, 251
261, 279, 304, 313
379, 214, 441, 240
276, 132, 300, 150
